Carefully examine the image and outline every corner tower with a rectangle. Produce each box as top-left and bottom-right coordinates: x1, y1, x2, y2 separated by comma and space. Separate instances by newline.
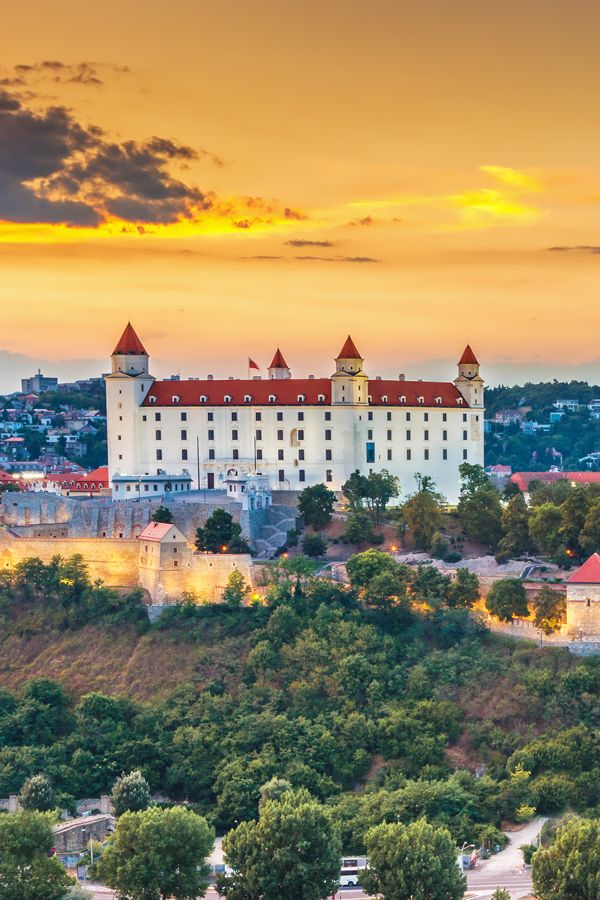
454, 345, 484, 408
105, 323, 154, 485
268, 349, 291, 379
331, 335, 368, 405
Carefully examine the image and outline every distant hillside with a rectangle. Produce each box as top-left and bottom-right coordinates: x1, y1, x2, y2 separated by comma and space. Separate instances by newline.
485, 381, 600, 471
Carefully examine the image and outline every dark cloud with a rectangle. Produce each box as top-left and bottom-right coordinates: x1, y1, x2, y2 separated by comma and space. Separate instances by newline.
347, 216, 374, 226
547, 245, 600, 254
295, 255, 380, 263
284, 207, 307, 220
285, 239, 335, 247
0, 87, 213, 225
9, 60, 129, 87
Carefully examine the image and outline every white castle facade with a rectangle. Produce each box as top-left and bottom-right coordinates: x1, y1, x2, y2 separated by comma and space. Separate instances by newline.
105, 324, 484, 504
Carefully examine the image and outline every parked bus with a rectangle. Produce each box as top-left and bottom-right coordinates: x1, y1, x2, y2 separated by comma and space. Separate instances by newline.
339, 857, 367, 887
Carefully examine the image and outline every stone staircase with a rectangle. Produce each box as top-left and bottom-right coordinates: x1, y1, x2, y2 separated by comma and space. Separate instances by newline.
253, 504, 298, 559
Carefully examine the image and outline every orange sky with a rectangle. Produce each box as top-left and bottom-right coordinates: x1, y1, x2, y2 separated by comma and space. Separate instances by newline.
1, 0, 600, 390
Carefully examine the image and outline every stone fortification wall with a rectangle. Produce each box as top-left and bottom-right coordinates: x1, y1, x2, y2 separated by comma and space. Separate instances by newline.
566, 583, 600, 640
0, 530, 140, 588
139, 550, 254, 605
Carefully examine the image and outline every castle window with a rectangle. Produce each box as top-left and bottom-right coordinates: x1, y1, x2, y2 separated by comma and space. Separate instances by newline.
435, 397, 442, 404
381, 394, 388, 403
200, 395, 208, 403
367, 429, 373, 440
208, 412, 214, 421
156, 449, 162, 460
587, 598, 591, 607
463, 430, 468, 440
244, 394, 252, 402
209, 449, 215, 460
233, 449, 239, 460
298, 429, 304, 441
231, 412, 238, 421
424, 412, 429, 421
406, 429, 411, 440
443, 449, 448, 460
443, 412, 447, 421
155, 412, 161, 421
278, 469, 285, 482
298, 411, 304, 421
463, 413, 468, 421
149, 396, 157, 404
269, 394, 277, 403
406, 449, 411, 460
224, 395, 232, 403
297, 394, 306, 403
325, 429, 332, 440
255, 411, 262, 421
277, 412, 283, 421
256, 449, 263, 460
182, 449, 188, 461
368, 411, 373, 421
417, 396, 424, 404
457, 397, 464, 405
181, 412, 187, 421
325, 411, 331, 421
181, 429, 187, 440
387, 412, 392, 421
387, 429, 392, 440
143, 415, 147, 421
208, 429, 214, 440
299, 469, 305, 482
424, 429, 429, 440
278, 449, 284, 460
424, 448, 429, 460
318, 394, 325, 403
155, 429, 162, 440
463, 449, 468, 460
232, 429, 238, 440
277, 429, 284, 440
172, 395, 180, 404
256, 429, 262, 440
443, 430, 448, 440
399, 395, 406, 404
326, 469, 333, 482
299, 448, 305, 460
387, 449, 392, 460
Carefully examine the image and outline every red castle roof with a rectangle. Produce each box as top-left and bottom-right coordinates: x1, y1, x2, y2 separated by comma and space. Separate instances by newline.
112, 323, 147, 356
142, 378, 466, 408
269, 349, 289, 369
510, 471, 600, 493
568, 553, 600, 584
336, 335, 362, 359
459, 345, 479, 365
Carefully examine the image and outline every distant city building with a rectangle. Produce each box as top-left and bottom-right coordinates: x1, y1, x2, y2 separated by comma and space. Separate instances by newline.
510, 471, 600, 495
486, 464, 512, 478
553, 399, 580, 412
21, 370, 58, 394
492, 409, 523, 426
105, 323, 485, 504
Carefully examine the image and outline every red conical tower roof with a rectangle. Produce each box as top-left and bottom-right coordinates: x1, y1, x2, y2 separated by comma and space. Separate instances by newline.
269, 348, 289, 369
336, 335, 362, 359
567, 553, 600, 584
459, 344, 479, 366
112, 323, 147, 356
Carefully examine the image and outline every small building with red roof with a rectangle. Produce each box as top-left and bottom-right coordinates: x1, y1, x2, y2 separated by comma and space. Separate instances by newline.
567, 553, 600, 642
511, 471, 600, 497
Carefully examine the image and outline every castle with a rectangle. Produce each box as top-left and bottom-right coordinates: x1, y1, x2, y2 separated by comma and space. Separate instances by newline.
106, 324, 484, 504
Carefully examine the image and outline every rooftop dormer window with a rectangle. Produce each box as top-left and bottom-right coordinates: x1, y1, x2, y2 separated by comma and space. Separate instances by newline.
435, 396, 442, 404
200, 395, 208, 403
172, 395, 180, 404
268, 394, 277, 403
399, 395, 406, 403
456, 397, 464, 405
417, 396, 424, 404
297, 394, 306, 403
224, 395, 232, 403
149, 396, 157, 404
317, 394, 325, 403
381, 394, 388, 403
244, 394, 252, 402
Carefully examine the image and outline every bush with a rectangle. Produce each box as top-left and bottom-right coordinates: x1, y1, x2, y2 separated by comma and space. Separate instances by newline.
302, 534, 327, 558
19, 774, 55, 812
111, 770, 152, 817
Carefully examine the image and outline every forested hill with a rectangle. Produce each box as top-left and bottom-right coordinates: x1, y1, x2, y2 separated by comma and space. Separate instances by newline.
485, 380, 600, 471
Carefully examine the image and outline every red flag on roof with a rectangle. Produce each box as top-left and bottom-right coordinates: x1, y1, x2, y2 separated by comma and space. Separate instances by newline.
248, 358, 260, 370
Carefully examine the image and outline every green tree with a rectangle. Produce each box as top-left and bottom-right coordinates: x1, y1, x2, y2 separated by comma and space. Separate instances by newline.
0, 811, 74, 900
485, 578, 529, 622
447, 568, 480, 608
457, 485, 503, 548
361, 819, 465, 900
302, 533, 327, 558
343, 509, 381, 545
298, 484, 336, 530
498, 492, 531, 558
19, 773, 55, 812
195, 508, 251, 554
258, 777, 293, 808
363, 469, 400, 523
111, 770, 151, 817
491, 891, 511, 900
346, 549, 399, 591
219, 791, 341, 900
529, 503, 563, 555
559, 487, 590, 553
403, 490, 442, 550
342, 470, 369, 512
580, 499, 600, 555
222, 569, 250, 607
532, 817, 600, 899
98, 806, 214, 900
151, 506, 173, 524
532, 586, 566, 635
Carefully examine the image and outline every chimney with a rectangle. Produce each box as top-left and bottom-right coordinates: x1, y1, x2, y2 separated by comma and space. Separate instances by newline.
398, 374, 405, 381
207, 374, 214, 380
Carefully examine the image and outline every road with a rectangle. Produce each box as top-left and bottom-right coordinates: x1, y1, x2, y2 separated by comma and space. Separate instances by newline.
82, 818, 545, 900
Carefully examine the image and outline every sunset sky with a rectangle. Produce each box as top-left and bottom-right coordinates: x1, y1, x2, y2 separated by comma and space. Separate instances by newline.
1, 0, 600, 392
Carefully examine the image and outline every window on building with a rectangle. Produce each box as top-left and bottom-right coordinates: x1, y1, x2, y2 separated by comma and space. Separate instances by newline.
326, 469, 333, 482
406, 412, 411, 421
366, 442, 375, 463
443, 430, 448, 440
387, 448, 392, 461
277, 411, 283, 421
443, 448, 448, 460
406, 429, 411, 440
277, 429, 284, 440
424, 448, 429, 460
182, 449, 188, 460
367, 429, 373, 440
208, 412, 214, 421
181, 412, 187, 421
325, 449, 332, 461
156, 449, 162, 460
232, 429, 238, 440
155, 429, 161, 440
443, 412, 447, 422
231, 412, 238, 421
233, 449, 239, 460
181, 429, 187, 440
463, 413, 468, 422
299, 469, 305, 482
155, 412, 161, 421
387, 411, 392, 421
142, 415, 147, 421
325, 429, 332, 440
256, 448, 263, 460
297, 429, 304, 440
387, 429, 392, 440
463, 430, 468, 440
424, 412, 429, 421
424, 429, 429, 440
209, 449, 215, 460
368, 411, 373, 421
118, 434, 122, 441
278, 469, 285, 482
278, 449, 284, 460
208, 429, 214, 440
463, 449, 468, 460
298, 411, 304, 421
256, 429, 262, 440
325, 411, 331, 421
407, 448, 412, 460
